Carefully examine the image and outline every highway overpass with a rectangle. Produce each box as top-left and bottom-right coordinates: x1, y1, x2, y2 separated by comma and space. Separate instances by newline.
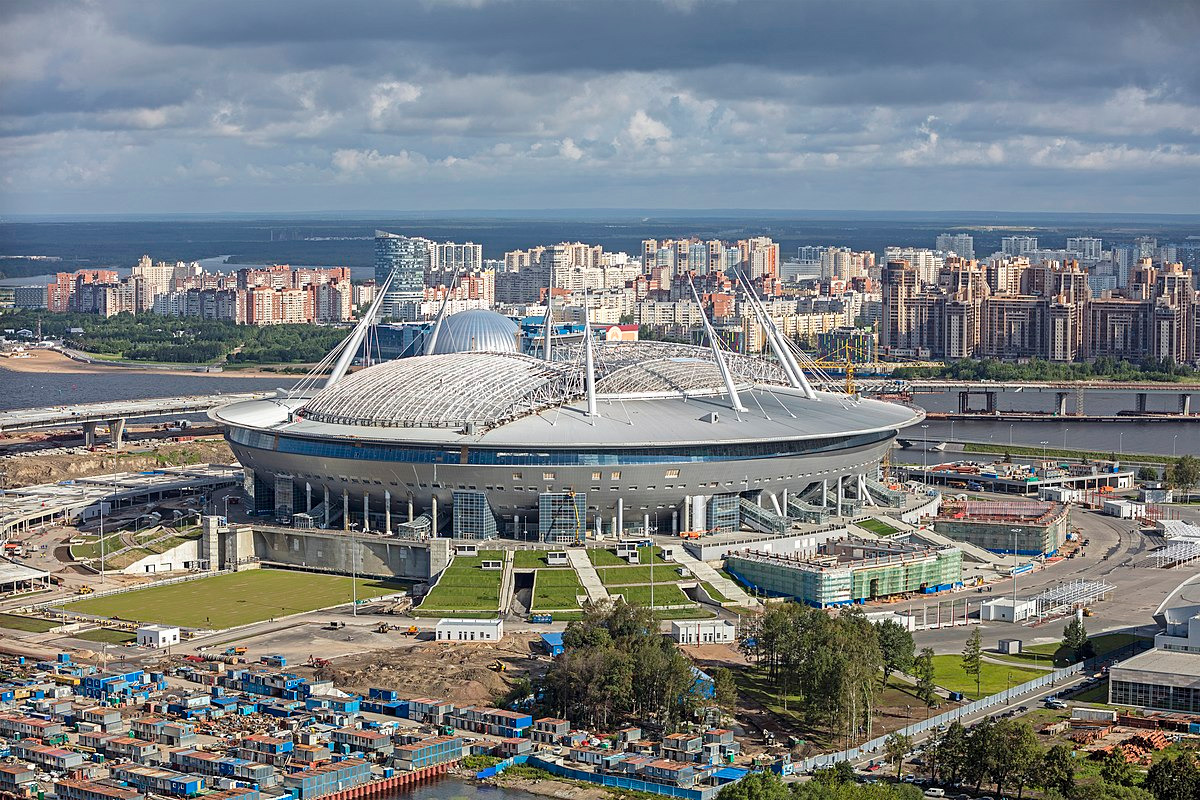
0, 393, 271, 447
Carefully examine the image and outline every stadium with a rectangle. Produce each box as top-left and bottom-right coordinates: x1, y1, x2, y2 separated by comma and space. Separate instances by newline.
212, 302, 923, 541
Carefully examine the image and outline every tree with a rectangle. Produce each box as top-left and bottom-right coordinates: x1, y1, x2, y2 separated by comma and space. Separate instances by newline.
1040, 743, 1078, 798
1144, 752, 1200, 800
963, 716, 994, 791
716, 769, 792, 800
1136, 466, 1159, 482
877, 618, 916, 685
914, 647, 938, 707
962, 627, 983, 698
1063, 615, 1093, 662
1168, 454, 1200, 497
885, 731, 912, 779
810, 760, 856, 786
1003, 720, 1046, 800
712, 667, 738, 717
935, 721, 970, 786
1100, 745, 1137, 787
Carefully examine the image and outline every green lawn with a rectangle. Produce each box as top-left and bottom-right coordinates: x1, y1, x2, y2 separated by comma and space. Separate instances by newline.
0, 613, 58, 633
1018, 632, 1148, 667
596, 564, 684, 585
530, 570, 584, 610
700, 581, 731, 603
70, 532, 124, 562
857, 518, 900, 536
513, 549, 559, 569
62, 570, 408, 629
74, 628, 137, 644
419, 565, 502, 611
612, 584, 693, 607
930, 654, 1043, 699
654, 607, 717, 620
587, 546, 668, 567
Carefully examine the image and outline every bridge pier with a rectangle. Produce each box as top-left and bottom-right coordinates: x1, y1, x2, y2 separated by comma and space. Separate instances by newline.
82, 421, 97, 448
1136, 393, 1148, 414
958, 390, 997, 414
1182, 394, 1192, 415
108, 418, 126, 449
1054, 392, 1069, 416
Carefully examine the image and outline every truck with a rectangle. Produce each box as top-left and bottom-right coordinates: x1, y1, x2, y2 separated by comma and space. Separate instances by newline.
224, 646, 247, 656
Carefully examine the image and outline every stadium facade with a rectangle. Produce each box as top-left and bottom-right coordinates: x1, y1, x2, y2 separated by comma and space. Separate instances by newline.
214, 298, 923, 540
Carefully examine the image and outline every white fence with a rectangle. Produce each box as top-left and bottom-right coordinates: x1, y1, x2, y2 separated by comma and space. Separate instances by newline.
795, 662, 1085, 773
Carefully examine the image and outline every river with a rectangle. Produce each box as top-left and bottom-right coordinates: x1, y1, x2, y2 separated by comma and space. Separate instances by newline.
1, 365, 1195, 457
373, 778, 534, 800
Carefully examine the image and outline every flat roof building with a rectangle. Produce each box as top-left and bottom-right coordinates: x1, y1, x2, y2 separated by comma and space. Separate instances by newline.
725, 536, 961, 607
435, 618, 503, 642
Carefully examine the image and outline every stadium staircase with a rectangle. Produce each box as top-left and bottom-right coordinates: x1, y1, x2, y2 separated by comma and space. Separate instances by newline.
566, 549, 610, 603
863, 478, 907, 507
786, 496, 830, 525
670, 548, 759, 608
739, 498, 787, 534
499, 550, 516, 615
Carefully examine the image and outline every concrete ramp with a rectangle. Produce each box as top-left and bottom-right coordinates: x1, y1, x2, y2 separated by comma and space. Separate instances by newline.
567, 549, 610, 603
499, 550, 516, 614
908, 528, 1005, 565
672, 548, 759, 608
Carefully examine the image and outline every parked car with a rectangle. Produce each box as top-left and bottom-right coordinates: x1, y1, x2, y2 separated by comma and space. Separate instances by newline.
924, 789, 946, 798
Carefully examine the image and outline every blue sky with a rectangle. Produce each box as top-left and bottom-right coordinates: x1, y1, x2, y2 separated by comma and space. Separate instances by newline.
1, 0, 1198, 215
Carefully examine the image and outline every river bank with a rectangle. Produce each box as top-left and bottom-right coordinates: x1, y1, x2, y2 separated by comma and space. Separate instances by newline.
1, 348, 308, 379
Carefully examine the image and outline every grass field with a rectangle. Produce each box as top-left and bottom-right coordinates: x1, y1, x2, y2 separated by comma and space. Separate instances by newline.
587, 546, 669, 567
596, 564, 684, 585
530, 570, 585, 610
418, 558, 503, 612
612, 584, 692, 607
1015, 632, 1148, 667
513, 549, 559, 569
74, 628, 136, 644
931, 654, 1043, 699
699, 581, 731, 603
62, 570, 408, 629
856, 518, 900, 536
0, 613, 58, 633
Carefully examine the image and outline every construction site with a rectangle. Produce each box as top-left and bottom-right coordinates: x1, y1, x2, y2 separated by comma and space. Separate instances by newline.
932, 498, 1070, 556
724, 535, 963, 607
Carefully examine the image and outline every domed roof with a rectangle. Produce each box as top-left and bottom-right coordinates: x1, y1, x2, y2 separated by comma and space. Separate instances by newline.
299, 352, 581, 430
428, 309, 520, 355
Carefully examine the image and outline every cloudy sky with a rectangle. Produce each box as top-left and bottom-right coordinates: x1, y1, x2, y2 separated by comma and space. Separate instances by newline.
2, 0, 1198, 215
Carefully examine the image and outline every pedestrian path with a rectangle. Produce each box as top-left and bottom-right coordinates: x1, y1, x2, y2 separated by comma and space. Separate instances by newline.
567, 549, 610, 603
672, 548, 759, 607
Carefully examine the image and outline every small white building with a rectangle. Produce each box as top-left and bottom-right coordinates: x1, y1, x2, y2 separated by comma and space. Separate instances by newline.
979, 597, 1037, 623
137, 624, 181, 649
669, 619, 736, 645
435, 618, 503, 642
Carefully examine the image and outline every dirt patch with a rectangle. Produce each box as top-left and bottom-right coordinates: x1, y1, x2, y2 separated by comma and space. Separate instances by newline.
1, 439, 234, 487
319, 633, 550, 707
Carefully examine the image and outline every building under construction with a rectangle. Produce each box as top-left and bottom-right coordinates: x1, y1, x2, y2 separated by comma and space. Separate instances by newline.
724, 536, 962, 608
932, 499, 1068, 557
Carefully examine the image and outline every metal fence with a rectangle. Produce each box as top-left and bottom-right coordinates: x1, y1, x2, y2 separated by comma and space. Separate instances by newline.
794, 661, 1086, 773
527, 756, 722, 800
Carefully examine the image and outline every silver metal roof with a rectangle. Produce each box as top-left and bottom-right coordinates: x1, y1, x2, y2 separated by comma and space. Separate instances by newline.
300, 351, 581, 429
429, 309, 520, 355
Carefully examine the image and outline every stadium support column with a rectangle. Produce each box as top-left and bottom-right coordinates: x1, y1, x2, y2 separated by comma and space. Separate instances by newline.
342, 489, 349, 531
323, 486, 330, 528
617, 498, 624, 536
362, 493, 370, 533
683, 496, 691, 532
305, 482, 312, 513
643, 513, 650, 535
431, 495, 438, 534
407, 495, 414, 524
384, 490, 391, 534
836, 476, 844, 516
672, 509, 679, 535
821, 479, 828, 509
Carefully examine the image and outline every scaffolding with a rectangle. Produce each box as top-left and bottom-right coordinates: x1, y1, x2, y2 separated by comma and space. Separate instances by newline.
864, 478, 906, 508
1151, 540, 1200, 569
452, 490, 499, 539
706, 494, 740, 533
539, 491, 587, 544
739, 498, 787, 534
1028, 579, 1114, 619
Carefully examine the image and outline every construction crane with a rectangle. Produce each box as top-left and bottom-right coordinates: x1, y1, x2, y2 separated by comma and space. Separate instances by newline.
808, 342, 868, 395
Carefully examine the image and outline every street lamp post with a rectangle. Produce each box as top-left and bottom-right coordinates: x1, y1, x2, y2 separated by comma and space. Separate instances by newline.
921, 425, 929, 474
1040, 441, 1049, 462
1009, 424, 1014, 446
1119, 431, 1124, 456
1010, 527, 1021, 616
1063, 428, 1069, 450
1173, 435, 1178, 457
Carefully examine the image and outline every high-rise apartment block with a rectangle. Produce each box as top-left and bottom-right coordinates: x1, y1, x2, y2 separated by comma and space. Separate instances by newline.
1001, 236, 1039, 257
935, 233, 975, 260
